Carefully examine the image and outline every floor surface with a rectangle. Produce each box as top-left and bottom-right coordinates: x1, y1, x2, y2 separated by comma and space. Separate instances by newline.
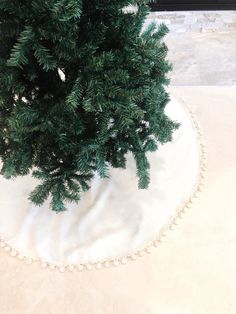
147, 11, 236, 85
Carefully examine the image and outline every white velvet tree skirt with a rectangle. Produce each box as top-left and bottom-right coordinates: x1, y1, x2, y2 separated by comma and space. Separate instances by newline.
0, 90, 205, 271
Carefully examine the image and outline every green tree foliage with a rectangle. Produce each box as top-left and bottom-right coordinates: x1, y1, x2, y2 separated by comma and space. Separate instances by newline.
0, 0, 180, 212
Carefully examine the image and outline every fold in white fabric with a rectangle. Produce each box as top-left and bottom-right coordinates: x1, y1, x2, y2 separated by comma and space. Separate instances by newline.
0, 96, 200, 264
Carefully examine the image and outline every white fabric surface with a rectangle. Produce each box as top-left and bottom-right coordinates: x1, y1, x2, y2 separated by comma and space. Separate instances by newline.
0, 95, 200, 264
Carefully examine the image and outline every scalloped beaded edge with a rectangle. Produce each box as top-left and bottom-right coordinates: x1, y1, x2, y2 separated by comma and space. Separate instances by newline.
0, 87, 207, 273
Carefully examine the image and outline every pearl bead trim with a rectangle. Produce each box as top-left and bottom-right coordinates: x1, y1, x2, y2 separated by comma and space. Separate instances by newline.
0, 87, 207, 273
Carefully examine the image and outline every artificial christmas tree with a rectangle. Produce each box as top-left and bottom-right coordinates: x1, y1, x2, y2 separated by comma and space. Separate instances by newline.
0, 0, 180, 212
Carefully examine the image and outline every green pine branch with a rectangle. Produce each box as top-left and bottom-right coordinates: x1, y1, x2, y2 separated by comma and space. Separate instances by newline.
7, 26, 34, 68
0, 0, 181, 212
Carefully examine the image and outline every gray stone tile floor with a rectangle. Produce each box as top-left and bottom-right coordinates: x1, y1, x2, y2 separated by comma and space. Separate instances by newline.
146, 11, 236, 85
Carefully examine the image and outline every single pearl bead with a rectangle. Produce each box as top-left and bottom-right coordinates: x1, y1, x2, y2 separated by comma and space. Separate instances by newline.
59, 266, 65, 273
68, 265, 75, 271
169, 224, 175, 230
198, 185, 204, 191
104, 261, 110, 268
138, 250, 145, 257
173, 218, 179, 225
121, 257, 128, 264
201, 172, 206, 178
145, 247, 152, 254
96, 263, 102, 270
78, 264, 84, 271
153, 240, 160, 247
41, 262, 48, 269
113, 260, 120, 267
17, 254, 24, 260
131, 254, 137, 260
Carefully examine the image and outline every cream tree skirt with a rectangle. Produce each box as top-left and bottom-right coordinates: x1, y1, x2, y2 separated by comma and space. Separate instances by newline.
0, 91, 203, 270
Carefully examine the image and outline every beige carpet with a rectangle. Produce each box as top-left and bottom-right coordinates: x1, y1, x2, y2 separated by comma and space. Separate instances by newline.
0, 86, 235, 314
